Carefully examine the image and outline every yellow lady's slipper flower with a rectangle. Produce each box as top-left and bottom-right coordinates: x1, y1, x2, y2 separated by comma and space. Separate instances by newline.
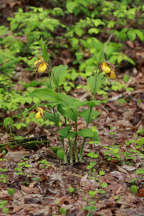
101, 62, 111, 74
35, 111, 41, 119
37, 107, 44, 113
110, 70, 116, 79
35, 107, 44, 119
38, 62, 47, 73
34, 57, 47, 73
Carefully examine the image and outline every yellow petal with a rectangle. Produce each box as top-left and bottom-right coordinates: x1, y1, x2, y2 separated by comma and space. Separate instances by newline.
35, 111, 41, 119
110, 70, 116, 79
35, 107, 44, 119
34, 59, 41, 66
38, 62, 47, 73
101, 62, 111, 74
37, 107, 44, 115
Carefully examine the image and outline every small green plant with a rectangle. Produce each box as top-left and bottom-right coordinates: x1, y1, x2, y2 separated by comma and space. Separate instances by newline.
130, 185, 138, 195
88, 190, 97, 198
38, 159, 51, 168
0, 200, 9, 214
14, 161, 31, 175
8, 188, 15, 197
136, 168, 144, 175
86, 161, 97, 174
68, 186, 75, 193
0, 174, 7, 183
84, 201, 97, 215
99, 170, 105, 176
59, 207, 67, 215
101, 182, 108, 188
104, 145, 121, 161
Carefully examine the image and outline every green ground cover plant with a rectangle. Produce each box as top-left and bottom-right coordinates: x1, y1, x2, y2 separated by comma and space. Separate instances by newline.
0, 0, 143, 159
0, 1, 144, 213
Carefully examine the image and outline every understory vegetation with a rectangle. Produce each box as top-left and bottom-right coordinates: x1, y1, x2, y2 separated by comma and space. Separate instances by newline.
0, 0, 144, 215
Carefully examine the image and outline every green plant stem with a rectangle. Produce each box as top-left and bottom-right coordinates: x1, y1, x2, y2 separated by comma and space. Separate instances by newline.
68, 138, 73, 165
73, 120, 78, 163
52, 107, 59, 127
79, 137, 86, 162
79, 106, 93, 162
61, 137, 67, 163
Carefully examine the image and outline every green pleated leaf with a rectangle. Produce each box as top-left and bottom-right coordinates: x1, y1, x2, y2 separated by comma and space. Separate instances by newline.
31, 88, 60, 105
52, 65, 68, 88
58, 126, 72, 137
78, 128, 94, 138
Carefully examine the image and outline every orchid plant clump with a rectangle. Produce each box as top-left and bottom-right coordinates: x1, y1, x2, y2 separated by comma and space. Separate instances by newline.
32, 39, 116, 165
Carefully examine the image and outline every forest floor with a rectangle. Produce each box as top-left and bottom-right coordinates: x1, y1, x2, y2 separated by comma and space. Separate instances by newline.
0, 1, 144, 216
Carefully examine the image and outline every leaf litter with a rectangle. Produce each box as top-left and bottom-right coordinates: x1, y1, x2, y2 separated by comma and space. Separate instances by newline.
0, 1, 144, 216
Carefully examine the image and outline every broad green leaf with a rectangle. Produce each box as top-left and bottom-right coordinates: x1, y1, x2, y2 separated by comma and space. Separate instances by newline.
88, 28, 100, 35
56, 149, 65, 160
52, 65, 68, 88
117, 53, 135, 65
66, 1, 77, 13
88, 73, 104, 95
58, 93, 82, 108
80, 109, 91, 125
135, 30, 144, 41
66, 108, 78, 121
31, 88, 81, 108
58, 106, 78, 121
127, 29, 136, 41
31, 88, 60, 105
93, 19, 105, 27
78, 128, 94, 138
88, 76, 97, 95
82, 100, 102, 107
107, 20, 115, 28
45, 112, 60, 124
70, 38, 79, 49
3, 117, 13, 128
80, 109, 100, 125
58, 126, 72, 137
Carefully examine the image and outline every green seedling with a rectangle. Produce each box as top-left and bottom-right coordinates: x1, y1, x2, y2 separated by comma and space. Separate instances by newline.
0, 174, 7, 183
0, 200, 9, 214
88, 190, 97, 197
130, 185, 138, 195
99, 170, 105, 176
68, 186, 75, 193
38, 159, 51, 168
59, 207, 67, 215
101, 182, 108, 188
8, 188, 15, 196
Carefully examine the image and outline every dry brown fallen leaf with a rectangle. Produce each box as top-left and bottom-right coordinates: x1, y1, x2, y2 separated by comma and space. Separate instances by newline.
21, 185, 40, 194
4, 150, 30, 162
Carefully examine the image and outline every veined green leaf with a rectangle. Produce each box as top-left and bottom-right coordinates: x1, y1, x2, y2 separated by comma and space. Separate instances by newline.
52, 65, 68, 88
58, 126, 72, 137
